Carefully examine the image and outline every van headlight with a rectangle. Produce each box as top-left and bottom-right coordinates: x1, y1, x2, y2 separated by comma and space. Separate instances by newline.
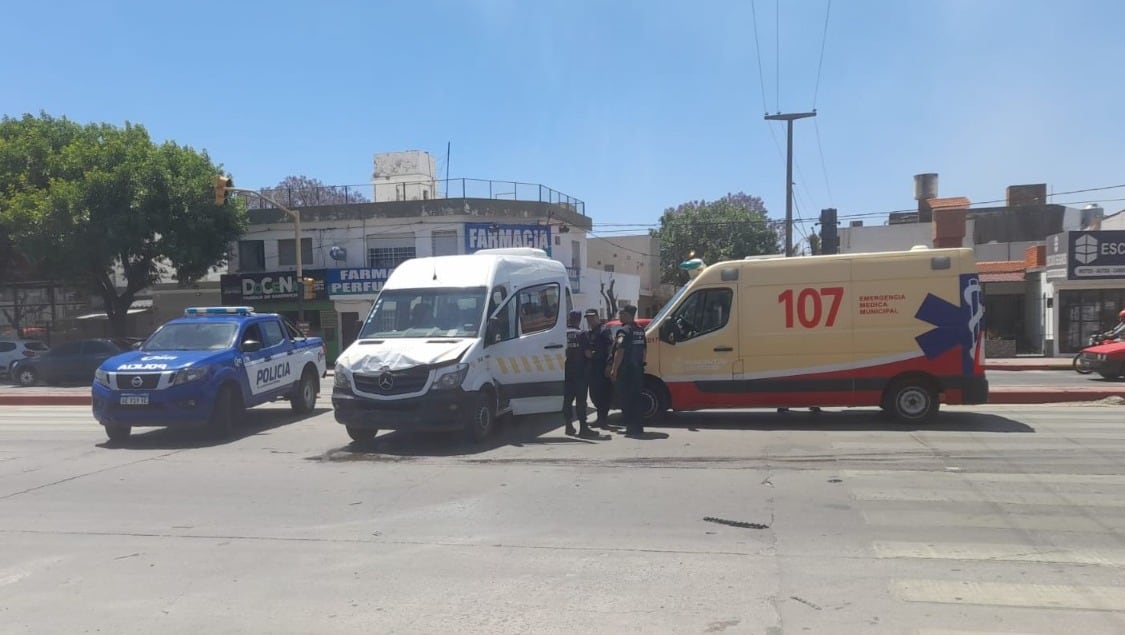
171, 366, 210, 386
94, 368, 111, 388
432, 363, 469, 390
334, 364, 349, 388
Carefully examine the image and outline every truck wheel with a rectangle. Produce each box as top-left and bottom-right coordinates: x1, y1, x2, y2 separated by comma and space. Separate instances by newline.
638, 379, 668, 421
885, 379, 938, 423
209, 385, 242, 438
346, 426, 377, 444
290, 368, 318, 414
465, 392, 496, 443
16, 366, 38, 387
105, 425, 132, 443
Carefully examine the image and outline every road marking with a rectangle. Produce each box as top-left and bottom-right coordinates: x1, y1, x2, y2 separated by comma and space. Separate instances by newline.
894, 579, 1125, 611
863, 510, 1125, 533
917, 630, 1048, 635
875, 541, 1125, 566
852, 488, 1125, 507
843, 469, 1125, 486
832, 440, 1125, 451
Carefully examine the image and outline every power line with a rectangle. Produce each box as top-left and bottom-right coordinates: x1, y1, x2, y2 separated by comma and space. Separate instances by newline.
812, 0, 832, 108
775, 0, 781, 113
749, 0, 769, 115
813, 118, 833, 203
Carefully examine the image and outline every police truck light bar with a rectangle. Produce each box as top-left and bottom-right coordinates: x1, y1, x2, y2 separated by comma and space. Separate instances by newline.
184, 306, 255, 316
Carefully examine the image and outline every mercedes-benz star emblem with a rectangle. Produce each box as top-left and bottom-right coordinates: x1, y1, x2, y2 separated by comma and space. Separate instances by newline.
378, 373, 395, 391
131, 375, 144, 388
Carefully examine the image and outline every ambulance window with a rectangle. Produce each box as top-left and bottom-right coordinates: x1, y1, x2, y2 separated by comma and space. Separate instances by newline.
518, 283, 560, 335
672, 288, 733, 340
260, 320, 285, 348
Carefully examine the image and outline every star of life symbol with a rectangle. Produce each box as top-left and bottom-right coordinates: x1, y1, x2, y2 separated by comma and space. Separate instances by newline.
1075, 234, 1099, 265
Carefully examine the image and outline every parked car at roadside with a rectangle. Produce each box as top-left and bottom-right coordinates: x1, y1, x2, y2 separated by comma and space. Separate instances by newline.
0, 338, 49, 380
12, 338, 132, 386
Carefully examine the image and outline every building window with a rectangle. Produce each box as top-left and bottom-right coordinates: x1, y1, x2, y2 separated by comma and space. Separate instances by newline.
604, 265, 615, 272
367, 246, 416, 269
571, 240, 581, 271
278, 238, 313, 267
238, 240, 265, 272
431, 230, 459, 256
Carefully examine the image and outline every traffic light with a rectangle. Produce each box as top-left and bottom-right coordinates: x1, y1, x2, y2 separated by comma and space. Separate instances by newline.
214, 175, 233, 206
819, 208, 838, 255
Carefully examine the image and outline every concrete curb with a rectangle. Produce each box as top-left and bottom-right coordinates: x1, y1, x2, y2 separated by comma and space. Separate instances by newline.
985, 364, 1072, 372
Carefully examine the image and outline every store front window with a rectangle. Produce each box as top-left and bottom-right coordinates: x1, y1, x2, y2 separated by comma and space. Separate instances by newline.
1058, 289, 1125, 353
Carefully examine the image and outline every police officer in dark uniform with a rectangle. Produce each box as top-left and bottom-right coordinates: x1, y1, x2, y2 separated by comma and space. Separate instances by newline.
609, 304, 647, 437
563, 310, 596, 438
583, 309, 615, 429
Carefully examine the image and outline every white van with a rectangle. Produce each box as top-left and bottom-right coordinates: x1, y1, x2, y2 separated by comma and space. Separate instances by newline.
332, 248, 571, 443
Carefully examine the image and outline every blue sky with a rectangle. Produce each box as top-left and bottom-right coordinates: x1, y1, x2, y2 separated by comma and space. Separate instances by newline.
4, 0, 1123, 247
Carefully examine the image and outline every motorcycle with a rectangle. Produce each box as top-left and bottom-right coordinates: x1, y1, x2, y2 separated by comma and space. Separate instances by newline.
1074, 332, 1120, 375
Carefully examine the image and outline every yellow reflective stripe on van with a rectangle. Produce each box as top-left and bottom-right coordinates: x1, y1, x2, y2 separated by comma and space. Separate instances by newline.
520, 357, 533, 373
532, 356, 544, 372
543, 354, 557, 371
496, 358, 510, 374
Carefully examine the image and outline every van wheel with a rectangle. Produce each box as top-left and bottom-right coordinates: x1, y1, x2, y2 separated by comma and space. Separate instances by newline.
638, 379, 668, 421
209, 385, 242, 438
105, 425, 131, 443
346, 426, 377, 444
885, 379, 938, 423
465, 392, 496, 443
290, 368, 318, 414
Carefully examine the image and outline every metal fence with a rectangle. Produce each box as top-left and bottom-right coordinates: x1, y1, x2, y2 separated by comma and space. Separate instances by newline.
242, 178, 585, 216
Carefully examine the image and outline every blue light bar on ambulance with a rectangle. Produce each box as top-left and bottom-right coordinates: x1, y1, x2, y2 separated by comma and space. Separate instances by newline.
184, 306, 255, 316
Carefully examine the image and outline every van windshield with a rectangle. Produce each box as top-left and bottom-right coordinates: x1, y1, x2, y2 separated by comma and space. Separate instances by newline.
650, 284, 690, 327
358, 287, 488, 339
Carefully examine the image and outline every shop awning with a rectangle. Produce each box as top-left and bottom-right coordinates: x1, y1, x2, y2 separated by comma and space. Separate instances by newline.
73, 299, 154, 321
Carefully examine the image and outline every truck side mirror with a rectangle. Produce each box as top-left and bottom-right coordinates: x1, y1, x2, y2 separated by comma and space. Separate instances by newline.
242, 339, 263, 353
659, 321, 676, 345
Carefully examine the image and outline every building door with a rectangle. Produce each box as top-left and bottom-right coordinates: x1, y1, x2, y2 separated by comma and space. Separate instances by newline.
340, 312, 361, 350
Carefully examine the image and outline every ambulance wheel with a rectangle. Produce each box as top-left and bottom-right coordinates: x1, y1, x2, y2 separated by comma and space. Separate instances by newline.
104, 425, 131, 443
290, 368, 318, 414
639, 379, 669, 421
885, 379, 938, 423
209, 385, 242, 437
465, 391, 496, 443
346, 426, 377, 444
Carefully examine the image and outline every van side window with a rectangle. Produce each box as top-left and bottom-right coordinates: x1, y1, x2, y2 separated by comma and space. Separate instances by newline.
672, 288, 733, 340
518, 283, 560, 335
490, 296, 519, 343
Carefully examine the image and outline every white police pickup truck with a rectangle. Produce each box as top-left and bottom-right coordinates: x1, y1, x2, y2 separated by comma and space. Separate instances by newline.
92, 307, 326, 442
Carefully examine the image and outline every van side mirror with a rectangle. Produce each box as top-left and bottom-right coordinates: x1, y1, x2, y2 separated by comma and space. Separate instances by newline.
659, 321, 676, 345
242, 339, 263, 353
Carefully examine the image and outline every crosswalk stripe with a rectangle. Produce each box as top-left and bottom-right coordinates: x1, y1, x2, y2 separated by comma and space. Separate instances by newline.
894, 579, 1125, 611
874, 541, 1125, 566
852, 488, 1125, 507
843, 469, 1125, 486
863, 510, 1125, 533
833, 440, 1125, 451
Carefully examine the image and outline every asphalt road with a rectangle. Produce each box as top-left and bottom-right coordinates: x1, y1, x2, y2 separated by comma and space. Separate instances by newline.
2, 402, 1124, 634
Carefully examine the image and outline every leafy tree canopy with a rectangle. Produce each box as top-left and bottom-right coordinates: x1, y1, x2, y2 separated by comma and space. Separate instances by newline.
0, 112, 246, 335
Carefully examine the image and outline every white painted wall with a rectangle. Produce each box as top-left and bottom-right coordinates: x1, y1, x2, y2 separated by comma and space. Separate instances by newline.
839, 222, 973, 253
371, 151, 439, 202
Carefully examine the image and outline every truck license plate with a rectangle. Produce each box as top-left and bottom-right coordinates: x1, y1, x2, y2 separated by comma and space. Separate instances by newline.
120, 394, 148, 406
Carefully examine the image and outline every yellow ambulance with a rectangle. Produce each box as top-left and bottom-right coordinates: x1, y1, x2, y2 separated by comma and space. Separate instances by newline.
640, 246, 988, 422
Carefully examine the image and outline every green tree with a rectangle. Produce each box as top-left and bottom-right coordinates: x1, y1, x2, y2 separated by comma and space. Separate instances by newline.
808, 232, 821, 256
0, 113, 246, 336
652, 192, 780, 285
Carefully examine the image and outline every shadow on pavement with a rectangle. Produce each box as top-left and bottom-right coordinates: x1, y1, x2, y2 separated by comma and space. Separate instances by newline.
98, 407, 330, 450
309, 413, 621, 460
647, 409, 1035, 434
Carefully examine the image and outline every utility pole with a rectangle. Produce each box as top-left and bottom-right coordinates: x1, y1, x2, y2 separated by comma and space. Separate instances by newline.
765, 111, 816, 257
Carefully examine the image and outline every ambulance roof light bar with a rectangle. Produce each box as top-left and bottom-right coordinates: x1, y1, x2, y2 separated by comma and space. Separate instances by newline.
184, 306, 255, 316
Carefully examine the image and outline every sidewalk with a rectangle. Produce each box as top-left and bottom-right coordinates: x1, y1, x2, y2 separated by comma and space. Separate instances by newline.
985, 357, 1072, 372
2, 384, 1121, 407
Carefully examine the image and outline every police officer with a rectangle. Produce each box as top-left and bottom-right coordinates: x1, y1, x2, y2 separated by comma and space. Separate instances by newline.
609, 305, 647, 437
583, 308, 615, 428
563, 310, 596, 438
